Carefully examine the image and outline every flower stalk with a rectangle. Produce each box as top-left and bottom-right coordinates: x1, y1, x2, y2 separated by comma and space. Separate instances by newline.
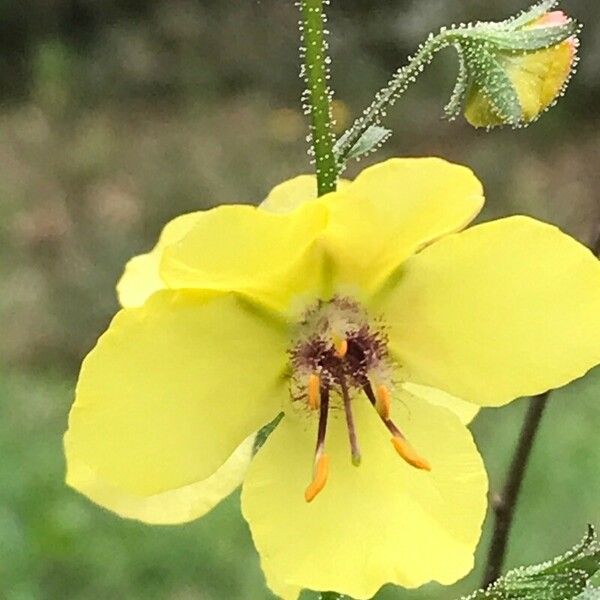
299, 0, 337, 196
335, 31, 452, 166
483, 392, 549, 586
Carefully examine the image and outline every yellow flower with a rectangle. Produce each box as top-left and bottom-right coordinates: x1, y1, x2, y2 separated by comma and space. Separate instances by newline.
465, 10, 578, 128
65, 158, 600, 599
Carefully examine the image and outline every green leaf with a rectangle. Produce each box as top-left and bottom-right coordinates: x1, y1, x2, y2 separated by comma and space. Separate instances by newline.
460, 526, 600, 600
253, 412, 284, 454
334, 125, 392, 166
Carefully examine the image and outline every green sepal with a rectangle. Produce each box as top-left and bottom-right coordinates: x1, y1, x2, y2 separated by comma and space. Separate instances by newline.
463, 42, 522, 126
443, 43, 469, 120
457, 20, 578, 52
506, 0, 559, 30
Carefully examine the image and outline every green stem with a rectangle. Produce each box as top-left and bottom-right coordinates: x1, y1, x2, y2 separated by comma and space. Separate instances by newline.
299, 0, 337, 196
336, 30, 458, 165
319, 593, 344, 600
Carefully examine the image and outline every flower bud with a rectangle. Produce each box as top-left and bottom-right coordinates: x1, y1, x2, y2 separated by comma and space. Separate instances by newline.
463, 5, 579, 128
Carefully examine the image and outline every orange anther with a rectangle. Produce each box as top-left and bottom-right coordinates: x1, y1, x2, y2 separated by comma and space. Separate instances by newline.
376, 384, 392, 419
308, 374, 320, 410
304, 453, 330, 503
334, 337, 348, 359
391, 436, 431, 472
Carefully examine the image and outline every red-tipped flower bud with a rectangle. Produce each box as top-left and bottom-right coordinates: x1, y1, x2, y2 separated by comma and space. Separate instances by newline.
464, 6, 579, 128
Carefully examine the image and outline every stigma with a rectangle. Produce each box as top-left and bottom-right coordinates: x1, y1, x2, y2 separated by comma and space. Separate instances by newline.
290, 296, 431, 502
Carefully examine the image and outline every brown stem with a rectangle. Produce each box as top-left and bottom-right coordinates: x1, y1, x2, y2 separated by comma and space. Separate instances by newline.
483, 230, 600, 588
593, 228, 600, 257
482, 392, 549, 587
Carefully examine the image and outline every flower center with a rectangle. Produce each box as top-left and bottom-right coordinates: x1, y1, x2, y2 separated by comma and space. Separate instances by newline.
289, 296, 431, 503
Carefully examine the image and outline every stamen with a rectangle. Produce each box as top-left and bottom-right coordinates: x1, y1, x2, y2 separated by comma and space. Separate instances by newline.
305, 452, 330, 503
391, 435, 431, 471
375, 384, 391, 419
361, 378, 378, 406
305, 385, 331, 503
308, 373, 320, 410
362, 379, 431, 472
334, 336, 348, 358
340, 373, 362, 466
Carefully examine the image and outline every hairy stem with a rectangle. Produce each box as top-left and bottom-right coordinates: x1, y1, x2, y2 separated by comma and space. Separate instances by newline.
299, 0, 337, 195
335, 31, 453, 164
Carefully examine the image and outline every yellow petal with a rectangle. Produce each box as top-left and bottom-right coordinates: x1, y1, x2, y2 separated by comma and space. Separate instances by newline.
377, 216, 600, 406
241, 393, 487, 598
260, 174, 350, 214
507, 41, 575, 121
322, 158, 484, 292
65, 290, 288, 498
160, 203, 328, 311
403, 383, 479, 425
117, 212, 203, 308
66, 435, 255, 525
263, 569, 302, 600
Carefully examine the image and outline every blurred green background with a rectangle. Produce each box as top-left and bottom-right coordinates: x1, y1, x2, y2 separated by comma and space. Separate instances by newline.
0, 1, 598, 599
